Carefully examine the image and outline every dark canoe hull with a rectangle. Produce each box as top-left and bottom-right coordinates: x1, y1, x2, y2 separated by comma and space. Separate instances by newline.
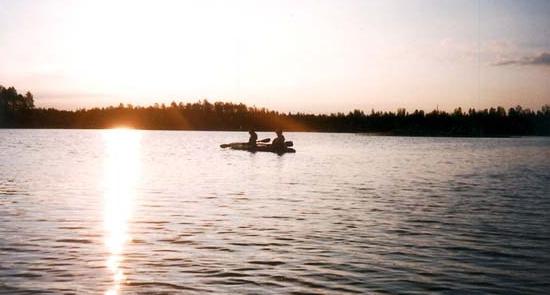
227, 143, 296, 154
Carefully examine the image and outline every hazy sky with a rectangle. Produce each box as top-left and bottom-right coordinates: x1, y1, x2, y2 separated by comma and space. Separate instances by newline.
1, 0, 549, 112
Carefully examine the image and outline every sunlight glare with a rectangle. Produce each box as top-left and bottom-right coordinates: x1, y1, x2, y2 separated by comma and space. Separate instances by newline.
102, 129, 141, 295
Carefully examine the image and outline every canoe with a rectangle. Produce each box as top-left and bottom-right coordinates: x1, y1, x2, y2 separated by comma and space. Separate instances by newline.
221, 142, 296, 154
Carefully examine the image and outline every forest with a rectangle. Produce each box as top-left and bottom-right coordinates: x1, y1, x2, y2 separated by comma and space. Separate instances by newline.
1, 85, 549, 136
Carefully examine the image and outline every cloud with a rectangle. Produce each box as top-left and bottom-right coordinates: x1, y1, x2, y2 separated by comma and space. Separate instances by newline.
493, 52, 550, 66
531, 52, 550, 65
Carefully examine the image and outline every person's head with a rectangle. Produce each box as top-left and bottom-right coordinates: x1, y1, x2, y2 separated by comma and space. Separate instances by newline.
249, 129, 256, 135
275, 129, 283, 136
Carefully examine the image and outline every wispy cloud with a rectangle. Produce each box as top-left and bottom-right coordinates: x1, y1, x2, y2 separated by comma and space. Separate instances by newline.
493, 52, 550, 66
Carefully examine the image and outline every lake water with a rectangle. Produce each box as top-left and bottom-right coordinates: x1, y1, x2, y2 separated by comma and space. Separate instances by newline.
1, 129, 549, 294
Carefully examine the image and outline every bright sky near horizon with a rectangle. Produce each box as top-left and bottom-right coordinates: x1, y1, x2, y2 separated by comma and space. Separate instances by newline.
0, 0, 549, 113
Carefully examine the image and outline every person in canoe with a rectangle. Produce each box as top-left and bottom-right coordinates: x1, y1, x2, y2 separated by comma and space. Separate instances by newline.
248, 129, 258, 148
271, 129, 286, 151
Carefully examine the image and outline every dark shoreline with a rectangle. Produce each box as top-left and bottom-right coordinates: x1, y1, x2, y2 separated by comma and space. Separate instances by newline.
2, 85, 550, 136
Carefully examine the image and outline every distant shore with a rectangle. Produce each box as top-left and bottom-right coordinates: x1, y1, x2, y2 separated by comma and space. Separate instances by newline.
2, 85, 550, 136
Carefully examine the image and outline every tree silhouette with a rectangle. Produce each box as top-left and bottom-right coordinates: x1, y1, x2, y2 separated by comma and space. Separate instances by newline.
1, 85, 549, 136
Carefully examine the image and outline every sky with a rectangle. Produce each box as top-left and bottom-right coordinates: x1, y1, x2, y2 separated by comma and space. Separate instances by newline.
0, 0, 549, 113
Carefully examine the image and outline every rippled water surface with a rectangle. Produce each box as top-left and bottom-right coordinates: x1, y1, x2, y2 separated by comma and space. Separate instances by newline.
1, 129, 550, 294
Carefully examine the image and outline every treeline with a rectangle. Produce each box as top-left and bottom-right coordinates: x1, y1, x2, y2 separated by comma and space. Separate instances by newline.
1, 85, 549, 136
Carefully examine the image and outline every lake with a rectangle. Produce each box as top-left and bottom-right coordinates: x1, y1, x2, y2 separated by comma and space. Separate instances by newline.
1, 129, 549, 294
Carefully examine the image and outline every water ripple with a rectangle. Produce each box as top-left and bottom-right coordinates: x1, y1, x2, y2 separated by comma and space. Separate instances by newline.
0, 131, 549, 294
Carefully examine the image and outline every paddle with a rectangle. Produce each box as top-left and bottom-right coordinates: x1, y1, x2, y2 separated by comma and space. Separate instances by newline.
220, 138, 271, 148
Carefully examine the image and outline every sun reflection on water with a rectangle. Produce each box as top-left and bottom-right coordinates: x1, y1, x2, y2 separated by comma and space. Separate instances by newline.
102, 129, 141, 295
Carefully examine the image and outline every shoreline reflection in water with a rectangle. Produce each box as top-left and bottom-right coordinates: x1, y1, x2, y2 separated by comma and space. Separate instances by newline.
102, 129, 141, 295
